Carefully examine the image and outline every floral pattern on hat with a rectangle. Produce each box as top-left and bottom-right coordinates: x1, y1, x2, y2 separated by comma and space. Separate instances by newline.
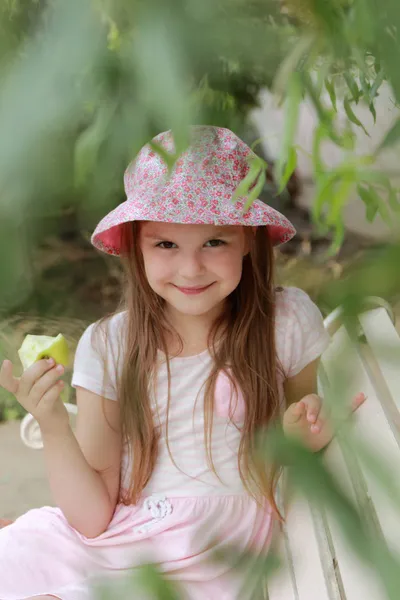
92, 126, 296, 255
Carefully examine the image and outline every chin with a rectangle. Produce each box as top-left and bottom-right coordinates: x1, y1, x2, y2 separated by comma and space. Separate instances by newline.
165, 294, 227, 318
170, 301, 219, 317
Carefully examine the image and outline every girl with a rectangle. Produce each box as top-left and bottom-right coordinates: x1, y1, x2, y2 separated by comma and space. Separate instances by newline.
0, 126, 365, 600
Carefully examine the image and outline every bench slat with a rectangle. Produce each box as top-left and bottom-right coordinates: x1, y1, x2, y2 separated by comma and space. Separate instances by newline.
319, 323, 396, 597
359, 308, 400, 428
266, 520, 298, 600
267, 496, 331, 600
325, 318, 400, 554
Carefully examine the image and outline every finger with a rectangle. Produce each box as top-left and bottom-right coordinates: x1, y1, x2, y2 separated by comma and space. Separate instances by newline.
29, 364, 64, 403
18, 358, 57, 398
38, 381, 65, 415
309, 403, 329, 434
0, 360, 19, 394
300, 393, 322, 424
351, 392, 367, 412
284, 401, 306, 425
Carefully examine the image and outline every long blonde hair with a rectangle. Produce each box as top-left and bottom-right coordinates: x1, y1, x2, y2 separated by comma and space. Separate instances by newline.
95, 222, 283, 514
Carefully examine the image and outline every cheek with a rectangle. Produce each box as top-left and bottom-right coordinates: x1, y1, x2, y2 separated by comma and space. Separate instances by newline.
142, 251, 173, 286
208, 249, 243, 283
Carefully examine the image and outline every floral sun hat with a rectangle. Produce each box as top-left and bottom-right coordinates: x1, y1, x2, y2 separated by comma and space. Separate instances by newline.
91, 126, 296, 255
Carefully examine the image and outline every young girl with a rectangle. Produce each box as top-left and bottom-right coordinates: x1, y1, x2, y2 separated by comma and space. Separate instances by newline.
0, 126, 365, 600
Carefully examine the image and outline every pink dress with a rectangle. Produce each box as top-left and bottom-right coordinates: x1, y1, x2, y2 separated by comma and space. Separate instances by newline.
0, 287, 330, 600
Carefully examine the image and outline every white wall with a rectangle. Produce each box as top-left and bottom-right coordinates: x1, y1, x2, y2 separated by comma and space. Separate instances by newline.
251, 83, 400, 239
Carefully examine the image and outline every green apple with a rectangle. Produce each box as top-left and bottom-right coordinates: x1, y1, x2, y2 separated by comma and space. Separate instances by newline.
18, 333, 70, 370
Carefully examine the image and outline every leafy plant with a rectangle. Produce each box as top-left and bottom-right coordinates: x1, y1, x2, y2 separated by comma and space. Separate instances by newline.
1, 1, 400, 598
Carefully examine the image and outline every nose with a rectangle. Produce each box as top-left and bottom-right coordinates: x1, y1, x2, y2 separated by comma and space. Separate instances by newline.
178, 250, 205, 280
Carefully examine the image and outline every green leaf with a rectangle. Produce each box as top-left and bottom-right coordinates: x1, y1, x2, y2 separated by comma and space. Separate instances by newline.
303, 71, 332, 128
344, 72, 361, 103
357, 169, 392, 187
272, 33, 315, 99
132, 3, 193, 153
275, 71, 302, 187
354, 436, 400, 509
148, 141, 178, 173
369, 68, 385, 103
377, 197, 391, 224
352, 0, 377, 45
312, 123, 327, 178
107, 19, 121, 52
358, 184, 379, 222
214, 544, 280, 596
312, 171, 338, 225
388, 187, 400, 211
329, 217, 345, 256
325, 77, 337, 112
378, 118, 400, 151
136, 564, 181, 600
233, 157, 263, 203
327, 176, 355, 226
358, 183, 391, 224
302, 71, 341, 146
243, 168, 266, 211
343, 96, 369, 136
250, 137, 264, 153
359, 71, 371, 100
323, 175, 354, 253
315, 61, 330, 99
73, 103, 116, 189
369, 101, 377, 124
277, 146, 297, 194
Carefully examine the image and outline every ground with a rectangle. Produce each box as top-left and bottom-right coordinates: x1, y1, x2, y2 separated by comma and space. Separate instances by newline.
0, 420, 51, 519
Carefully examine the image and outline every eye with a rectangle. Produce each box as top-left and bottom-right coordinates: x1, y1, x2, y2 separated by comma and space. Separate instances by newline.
156, 241, 177, 249
204, 239, 226, 248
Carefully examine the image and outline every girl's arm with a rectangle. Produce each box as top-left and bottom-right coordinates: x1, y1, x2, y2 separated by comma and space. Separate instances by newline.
41, 387, 122, 539
283, 358, 319, 406
282, 358, 365, 451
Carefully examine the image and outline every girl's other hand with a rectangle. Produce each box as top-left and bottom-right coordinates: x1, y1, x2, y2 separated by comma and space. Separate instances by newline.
0, 358, 69, 435
283, 392, 366, 452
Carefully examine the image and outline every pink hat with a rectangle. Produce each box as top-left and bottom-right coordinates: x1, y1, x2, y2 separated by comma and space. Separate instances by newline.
91, 126, 296, 255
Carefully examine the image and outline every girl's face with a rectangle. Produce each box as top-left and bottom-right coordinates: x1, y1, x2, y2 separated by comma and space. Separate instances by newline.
139, 222, 249, 318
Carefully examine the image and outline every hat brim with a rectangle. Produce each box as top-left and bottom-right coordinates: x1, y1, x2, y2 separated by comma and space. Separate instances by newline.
91, 196, 296, 256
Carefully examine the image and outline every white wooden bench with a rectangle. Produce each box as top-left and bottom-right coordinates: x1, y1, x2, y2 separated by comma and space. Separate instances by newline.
18, 299, 400, 600
266, 298, 400, 600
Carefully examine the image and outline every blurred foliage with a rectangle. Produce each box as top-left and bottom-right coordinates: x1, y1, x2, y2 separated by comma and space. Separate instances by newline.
0, 0, 399, 312
1, 1, 400, 598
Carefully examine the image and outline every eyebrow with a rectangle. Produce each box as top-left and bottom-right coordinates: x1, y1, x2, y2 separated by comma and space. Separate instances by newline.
209, 228, 235, 237
142, 232, 166, 239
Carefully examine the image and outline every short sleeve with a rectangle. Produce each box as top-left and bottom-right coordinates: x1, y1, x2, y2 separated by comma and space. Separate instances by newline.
71, 314, 125, 401
275, 287, 331, 379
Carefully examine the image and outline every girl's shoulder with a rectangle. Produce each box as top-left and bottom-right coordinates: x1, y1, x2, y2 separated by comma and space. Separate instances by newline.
93, 310, 128, 337
72, 311, 128, 400
274, 286, 320, 326
274, 286, 331, 378
77, 310, 128, 356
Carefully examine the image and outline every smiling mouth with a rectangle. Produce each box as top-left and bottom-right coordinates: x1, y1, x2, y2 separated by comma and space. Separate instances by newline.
173, 283, 214, 295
